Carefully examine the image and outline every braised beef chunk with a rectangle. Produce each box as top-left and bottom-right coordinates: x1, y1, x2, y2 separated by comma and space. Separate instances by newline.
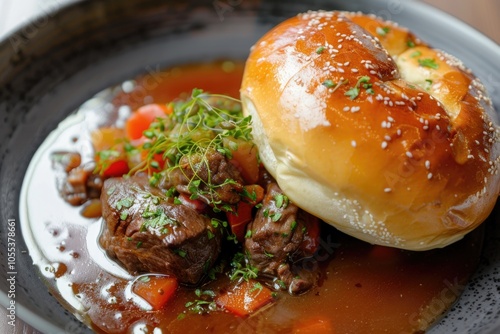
57, 167, 89, 206
244, 183, 318, 294
100, 174, 221, 285
52, 152, 103, 206
165, 150, 244, 206
51, 151, 82, 173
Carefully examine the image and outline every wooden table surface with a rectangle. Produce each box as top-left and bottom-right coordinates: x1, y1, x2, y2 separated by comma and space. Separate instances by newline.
0, 0, 499, 333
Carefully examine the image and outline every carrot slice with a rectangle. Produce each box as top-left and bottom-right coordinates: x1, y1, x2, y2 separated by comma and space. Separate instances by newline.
216, 280, 273, 317
133, 276, 178, 310
125, 104, 169, 140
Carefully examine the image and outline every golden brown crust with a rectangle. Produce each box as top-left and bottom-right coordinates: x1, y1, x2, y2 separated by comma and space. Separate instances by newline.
241, 11, 500, 250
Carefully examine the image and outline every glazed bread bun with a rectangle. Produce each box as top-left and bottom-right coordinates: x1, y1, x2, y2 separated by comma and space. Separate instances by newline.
241, 11, 500, 250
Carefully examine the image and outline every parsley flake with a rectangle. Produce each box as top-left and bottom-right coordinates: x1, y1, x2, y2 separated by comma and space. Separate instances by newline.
410, 50, 422, 58
270, 212, 282, 222
322, 80, 336, 88
264, 250, 274, 258
174, 249, 187, 258
120, 210, 129, 220
106, 186, 116, 196
418, 58, 439, 69
274, 194, 289, 209
115, 197, 134, 210
345, 87, 360, 100
141, 206, 177, 233
165, 187, 176, 198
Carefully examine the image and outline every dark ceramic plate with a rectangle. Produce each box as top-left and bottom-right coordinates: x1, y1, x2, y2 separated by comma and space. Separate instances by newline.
0, 0, 499, 333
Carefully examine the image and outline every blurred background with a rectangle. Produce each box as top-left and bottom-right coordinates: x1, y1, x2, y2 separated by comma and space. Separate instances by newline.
0, 0, 499, 43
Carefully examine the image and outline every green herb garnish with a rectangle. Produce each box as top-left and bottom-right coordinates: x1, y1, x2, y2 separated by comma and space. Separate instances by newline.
229, 252, 259, 282
126, 89, 251, 211
418, 58, 439, 69
274, 194, 289, 209
410, 50, 422, 58
115, 197, 134, 210
185, 289, 217, 314
322, 80, 336, 88
264, 250, 274, 258
270, 212, 282, 222
345, 76, 371, 100
316, 46, 326, 54
141, 206, 177, 233
250, 282, 264, 293
174, 249, 187, 258
120, 210, 129, 220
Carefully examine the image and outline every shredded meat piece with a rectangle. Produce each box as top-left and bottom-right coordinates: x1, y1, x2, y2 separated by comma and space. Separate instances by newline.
244, 182, 318, 294
59, 166, 92, 206
165, 150, 244, 206
52, 152, 103, 206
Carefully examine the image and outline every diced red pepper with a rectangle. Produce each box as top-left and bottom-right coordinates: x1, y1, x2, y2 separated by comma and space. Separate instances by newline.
102, 159, 130, 178
132, 276, 178, 310
216, 280, 273, 317
226, 201, 254, 242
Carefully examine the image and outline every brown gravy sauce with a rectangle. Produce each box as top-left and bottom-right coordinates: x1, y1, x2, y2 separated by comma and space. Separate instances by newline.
20, 61, 484, 334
